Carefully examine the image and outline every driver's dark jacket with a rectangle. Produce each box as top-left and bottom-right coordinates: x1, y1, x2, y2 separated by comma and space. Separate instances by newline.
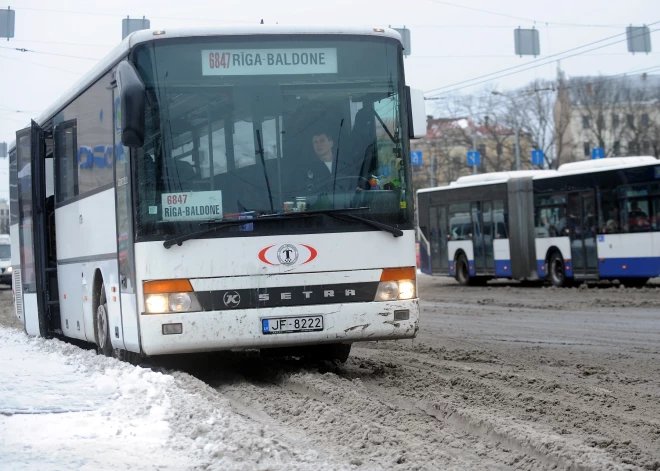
285, 155, 362, 203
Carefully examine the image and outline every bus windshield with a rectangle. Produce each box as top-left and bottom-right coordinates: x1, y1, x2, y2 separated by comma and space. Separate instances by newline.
132, 35, 412, 240
0, 245, 10, 260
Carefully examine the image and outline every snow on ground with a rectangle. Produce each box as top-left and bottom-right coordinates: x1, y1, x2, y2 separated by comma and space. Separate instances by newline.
0, 327, 348, 471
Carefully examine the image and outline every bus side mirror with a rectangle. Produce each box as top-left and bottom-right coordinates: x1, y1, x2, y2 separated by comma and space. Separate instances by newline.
406, 86, 427, 139
116, 61, 145, 148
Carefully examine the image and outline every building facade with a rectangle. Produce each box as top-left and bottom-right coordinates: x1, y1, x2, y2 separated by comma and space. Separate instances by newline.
554, 73, 660, 164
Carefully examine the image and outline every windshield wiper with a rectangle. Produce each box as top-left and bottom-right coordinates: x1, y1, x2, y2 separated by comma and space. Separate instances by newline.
162, 207, 373, 248
163, 219, 256, 248
317, 209, 403, 237
255, 129, 274, 214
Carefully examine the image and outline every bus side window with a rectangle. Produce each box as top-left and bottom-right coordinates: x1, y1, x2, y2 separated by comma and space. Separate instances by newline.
493, 200, 507, 239
599, 190, 619, 234
626, 199, 651, 233
54, 120, 79, 203
448, 203, 470, 241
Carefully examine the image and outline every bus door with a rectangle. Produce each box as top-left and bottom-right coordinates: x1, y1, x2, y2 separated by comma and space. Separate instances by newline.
481, 201, 495, 271
470, 202, 491, 273
15, 121, 50, 336
567, 190, 598, 277
429, 205, 448, 273
113, 90, 140, 353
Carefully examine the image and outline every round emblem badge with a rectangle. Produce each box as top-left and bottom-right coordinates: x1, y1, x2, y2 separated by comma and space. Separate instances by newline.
277, 244, 299, 265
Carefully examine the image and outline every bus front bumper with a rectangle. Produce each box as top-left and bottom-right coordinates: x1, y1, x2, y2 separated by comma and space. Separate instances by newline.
139, 299, 419, 355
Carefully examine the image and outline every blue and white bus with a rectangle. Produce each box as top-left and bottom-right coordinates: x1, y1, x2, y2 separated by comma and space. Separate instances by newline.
417, 157, 660, 287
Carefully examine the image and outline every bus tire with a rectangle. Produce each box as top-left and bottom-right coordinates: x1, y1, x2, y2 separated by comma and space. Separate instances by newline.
455, 253, 471, 286
621, 277, 649, 288
115, 349, 142, 365
311, 343, 352, 363
95, 284, 113, 357
548, 251, 569, 288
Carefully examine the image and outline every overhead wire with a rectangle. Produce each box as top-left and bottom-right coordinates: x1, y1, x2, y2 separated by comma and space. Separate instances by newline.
15, 6, 256, 24
432, 33, 660, 97
427, 67, 660, 122
425, 23, 660, 96
410, 52, 660, 59
0, 52, 83, 75
0, 45, 101, 61
17, 4, 630, 30
424, 0, 629, 28
7, 39, 115, 48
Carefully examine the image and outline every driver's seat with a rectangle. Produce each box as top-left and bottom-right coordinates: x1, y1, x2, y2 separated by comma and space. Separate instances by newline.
349, 107, 378, 185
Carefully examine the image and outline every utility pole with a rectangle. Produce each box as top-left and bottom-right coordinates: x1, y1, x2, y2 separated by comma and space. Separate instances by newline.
514, 125, 521, 171
430, 153, 436, 187
472, 126, 477, 175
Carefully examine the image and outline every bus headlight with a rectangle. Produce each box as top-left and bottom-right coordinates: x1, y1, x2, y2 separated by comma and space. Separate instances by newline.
376, 281, 399, 301
143, 279, 202, 314
375, 267, 417, 301
6, 266, 12, 273
398, 280, 416, 300
169, 292, 192, 312
145, 294, 169, 314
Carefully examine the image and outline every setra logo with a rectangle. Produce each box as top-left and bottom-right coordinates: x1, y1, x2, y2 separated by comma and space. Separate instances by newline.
258, 243, 317, 267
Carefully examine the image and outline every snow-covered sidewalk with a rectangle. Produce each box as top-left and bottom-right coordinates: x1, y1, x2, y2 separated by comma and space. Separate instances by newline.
0, 328, 346, 471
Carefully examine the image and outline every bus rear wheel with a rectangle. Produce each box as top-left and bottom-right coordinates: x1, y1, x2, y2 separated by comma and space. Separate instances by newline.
548, 252, 569, 287
621, 277, 649, 288
95, 285, 113, 357
455, 254, 471, 286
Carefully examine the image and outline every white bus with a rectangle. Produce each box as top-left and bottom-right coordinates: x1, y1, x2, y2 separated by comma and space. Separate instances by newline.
0, 234, 11, 285
417, 157, 660, 287
9, 25, 427, 362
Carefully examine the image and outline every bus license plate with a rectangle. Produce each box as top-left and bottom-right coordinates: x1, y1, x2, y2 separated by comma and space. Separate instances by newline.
262, 316, 323, 334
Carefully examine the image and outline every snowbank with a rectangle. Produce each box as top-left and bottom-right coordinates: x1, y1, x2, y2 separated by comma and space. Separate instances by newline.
0, 328, 347, 470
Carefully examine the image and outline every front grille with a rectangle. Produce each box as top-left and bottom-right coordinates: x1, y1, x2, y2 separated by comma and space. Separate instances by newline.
13, 269, 23, 319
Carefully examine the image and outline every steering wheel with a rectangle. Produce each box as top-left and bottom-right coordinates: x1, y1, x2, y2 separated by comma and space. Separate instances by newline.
327, 176, 370, 190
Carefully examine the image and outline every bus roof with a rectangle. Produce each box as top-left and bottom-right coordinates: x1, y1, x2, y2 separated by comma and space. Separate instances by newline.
554, 156, 658, 174
417, 169, 556, 193
9, 25, 402, 150
417, 156, 659, 194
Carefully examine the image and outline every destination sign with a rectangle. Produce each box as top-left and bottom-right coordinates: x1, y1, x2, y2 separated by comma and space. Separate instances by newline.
161, 191, 223, 222
201, 48, 338, 76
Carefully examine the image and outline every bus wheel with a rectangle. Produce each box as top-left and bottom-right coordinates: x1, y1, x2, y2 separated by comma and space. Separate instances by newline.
115, 349, 142, 365
455, 254, 471, 286
96, 285, 113, 357
310, 343, 352, 363
548, 252, 568, 287
621, 277, 649, 288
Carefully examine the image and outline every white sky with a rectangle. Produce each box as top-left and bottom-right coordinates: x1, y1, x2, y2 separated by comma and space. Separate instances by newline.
0, 0, 657, 199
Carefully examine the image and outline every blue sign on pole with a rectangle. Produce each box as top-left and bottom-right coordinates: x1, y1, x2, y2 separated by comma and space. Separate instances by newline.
411, 150, 423, 166
531, 149, 544, 165
467, 151, 481, 166
591, 147, 605, 159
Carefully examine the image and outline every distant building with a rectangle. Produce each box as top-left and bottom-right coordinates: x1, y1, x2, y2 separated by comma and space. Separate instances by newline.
0, 199, 8, 234
554, 72, 660, 164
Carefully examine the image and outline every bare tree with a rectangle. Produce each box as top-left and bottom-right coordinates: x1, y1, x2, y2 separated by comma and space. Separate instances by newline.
567, 74, 660, 158
435, 90, 526, 174
506, 79, 565, 168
